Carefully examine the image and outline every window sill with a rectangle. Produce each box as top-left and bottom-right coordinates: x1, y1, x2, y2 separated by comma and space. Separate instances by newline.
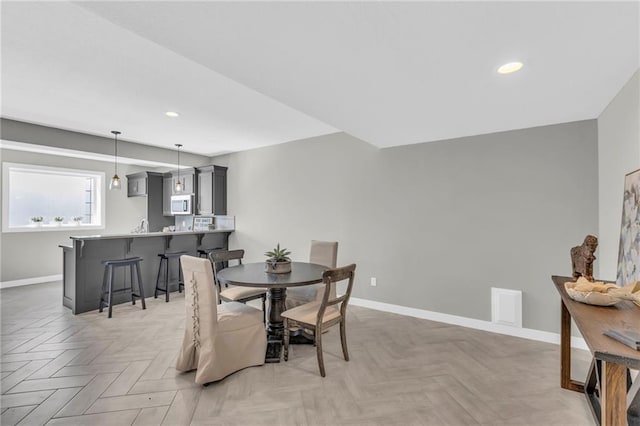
2, 225, 105, 233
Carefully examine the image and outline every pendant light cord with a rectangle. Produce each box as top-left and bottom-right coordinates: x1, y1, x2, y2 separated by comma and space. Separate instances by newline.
175, 144, 182, 189
114, 133, 118, 174
109, 130, 122, 190
111, 130, 121, 175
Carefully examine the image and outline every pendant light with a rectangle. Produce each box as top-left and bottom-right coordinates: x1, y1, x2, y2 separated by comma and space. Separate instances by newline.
109, 131, 121, 190
175, 143, 183, 193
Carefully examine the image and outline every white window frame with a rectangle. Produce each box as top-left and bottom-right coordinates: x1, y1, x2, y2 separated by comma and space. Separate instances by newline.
2, 162, 106, 233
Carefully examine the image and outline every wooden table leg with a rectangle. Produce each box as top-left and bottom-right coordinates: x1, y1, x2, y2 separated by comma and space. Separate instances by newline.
600, 361, 627, 426
267, 287, 285, 339
561, 301, 584, 392
264, 288, 285, 363
561, 300, 572, 389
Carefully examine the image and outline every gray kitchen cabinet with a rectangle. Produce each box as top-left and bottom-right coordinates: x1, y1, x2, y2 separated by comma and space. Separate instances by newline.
162, 168, 196, 216
162, 175, 173, 216
174, 170, 194, 195
126, 172, 148, 197
196, 165, 227, 215
197, 168, 213, 214
213, 166, 227, 215
125, 172, 173, 231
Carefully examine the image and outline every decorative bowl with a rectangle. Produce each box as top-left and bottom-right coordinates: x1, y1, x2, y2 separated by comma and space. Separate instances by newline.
564, 281, 622, 306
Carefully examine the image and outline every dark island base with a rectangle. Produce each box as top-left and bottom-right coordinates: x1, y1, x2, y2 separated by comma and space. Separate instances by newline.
61, 232, 230, 315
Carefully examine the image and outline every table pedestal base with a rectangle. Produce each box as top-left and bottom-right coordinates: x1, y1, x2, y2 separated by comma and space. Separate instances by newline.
264, 288, 316, 361
217, 262, 329, 364
289, 328, 315, 344
266, 288, 285, 339
265, 338, 282, 363
265, 288, 285, 362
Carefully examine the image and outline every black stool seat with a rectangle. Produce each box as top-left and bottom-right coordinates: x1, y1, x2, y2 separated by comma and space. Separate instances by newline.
99, 257, 145, 318
155, 251, 187, 302
162, 252, 185, 259
102, 257, 142, 266
197, 247, 223, 258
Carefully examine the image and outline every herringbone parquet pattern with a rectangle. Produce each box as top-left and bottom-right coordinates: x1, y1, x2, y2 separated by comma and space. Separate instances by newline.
1, 282, 593, 425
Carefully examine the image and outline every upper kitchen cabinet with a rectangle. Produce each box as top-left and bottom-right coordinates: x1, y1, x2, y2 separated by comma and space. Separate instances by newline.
173, 168, 195, 195
164, 168, 195, 196
162, 168, 196, 216
196, 165, 227, 215
125, 172, 173, 231
126, 171, 156, 197
162, 174, 173, 216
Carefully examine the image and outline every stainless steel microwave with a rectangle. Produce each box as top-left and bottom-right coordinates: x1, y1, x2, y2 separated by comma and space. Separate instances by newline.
170, 194, 193, 215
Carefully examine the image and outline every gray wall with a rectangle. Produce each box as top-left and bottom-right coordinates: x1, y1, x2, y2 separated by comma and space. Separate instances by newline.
1, 117, 602, 334
1, 118, 209, 167
0, 149, 147, 282
597, 69, 640, 281
217, 120, 598, 334
0, 119, 212, 283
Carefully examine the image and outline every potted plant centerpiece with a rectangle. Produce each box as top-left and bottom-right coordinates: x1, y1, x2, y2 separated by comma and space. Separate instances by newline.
265, 243, 292, 274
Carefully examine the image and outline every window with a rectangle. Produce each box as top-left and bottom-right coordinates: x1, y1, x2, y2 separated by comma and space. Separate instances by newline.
2, 162, 105, 232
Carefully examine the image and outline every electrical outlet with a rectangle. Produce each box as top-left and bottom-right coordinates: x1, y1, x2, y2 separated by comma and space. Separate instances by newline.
370, 277, 377, 287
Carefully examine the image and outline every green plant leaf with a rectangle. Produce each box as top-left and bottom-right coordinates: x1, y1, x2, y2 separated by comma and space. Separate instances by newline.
265, 243, 292, 262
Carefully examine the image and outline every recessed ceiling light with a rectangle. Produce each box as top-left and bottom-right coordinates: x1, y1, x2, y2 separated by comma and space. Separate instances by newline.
165, 111, 179, 118
497, 62, 523, 74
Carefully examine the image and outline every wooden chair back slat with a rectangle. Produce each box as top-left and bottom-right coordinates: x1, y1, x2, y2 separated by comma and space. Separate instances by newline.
208, 249, 244, 293
317, 264, 356, 326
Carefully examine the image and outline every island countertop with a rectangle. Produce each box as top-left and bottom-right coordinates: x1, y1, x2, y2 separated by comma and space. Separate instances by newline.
70, 229, 233, 241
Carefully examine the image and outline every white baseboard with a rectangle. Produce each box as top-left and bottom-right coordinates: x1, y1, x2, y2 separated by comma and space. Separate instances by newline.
0, 274, 63, 289
349, 297, 588, 351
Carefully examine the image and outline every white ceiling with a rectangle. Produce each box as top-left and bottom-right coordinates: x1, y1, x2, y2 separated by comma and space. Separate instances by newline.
2, 1, 639, 155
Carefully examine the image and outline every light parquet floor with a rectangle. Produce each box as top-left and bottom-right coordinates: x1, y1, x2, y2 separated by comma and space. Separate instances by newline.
1, 282, 594, 425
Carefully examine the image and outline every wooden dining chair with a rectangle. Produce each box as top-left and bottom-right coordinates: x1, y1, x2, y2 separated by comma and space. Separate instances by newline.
209, 249, 267, 323
282, 264, 356, 377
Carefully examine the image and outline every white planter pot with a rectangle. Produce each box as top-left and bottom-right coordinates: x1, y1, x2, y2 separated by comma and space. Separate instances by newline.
265, 261, 291, 274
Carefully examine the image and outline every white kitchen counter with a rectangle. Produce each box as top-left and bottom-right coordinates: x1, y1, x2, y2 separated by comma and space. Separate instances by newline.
69, 229, 233, 241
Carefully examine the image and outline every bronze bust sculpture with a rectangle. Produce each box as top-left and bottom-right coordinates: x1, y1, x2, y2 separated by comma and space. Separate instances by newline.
571, 235, 598, 282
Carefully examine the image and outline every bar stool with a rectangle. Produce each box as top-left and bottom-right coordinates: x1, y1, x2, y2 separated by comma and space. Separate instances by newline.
197, 247, 224, 258
99, 257, 146, 318
154, 251, 187, 302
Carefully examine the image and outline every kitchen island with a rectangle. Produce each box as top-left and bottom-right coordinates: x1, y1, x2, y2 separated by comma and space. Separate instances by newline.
60, 230, 232, 314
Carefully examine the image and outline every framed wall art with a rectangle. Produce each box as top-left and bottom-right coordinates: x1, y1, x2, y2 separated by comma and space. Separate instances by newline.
617, 167, 640, 285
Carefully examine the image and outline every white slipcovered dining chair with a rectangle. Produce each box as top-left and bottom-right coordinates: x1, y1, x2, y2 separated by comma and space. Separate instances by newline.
285, 240, 338, 309
176, 255, 267, 385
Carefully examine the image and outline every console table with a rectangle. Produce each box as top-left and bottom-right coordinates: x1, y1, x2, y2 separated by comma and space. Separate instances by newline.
552, 275, 640, 426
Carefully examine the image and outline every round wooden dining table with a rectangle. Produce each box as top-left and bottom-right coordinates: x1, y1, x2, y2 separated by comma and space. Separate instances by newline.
216, 261, 328, 362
